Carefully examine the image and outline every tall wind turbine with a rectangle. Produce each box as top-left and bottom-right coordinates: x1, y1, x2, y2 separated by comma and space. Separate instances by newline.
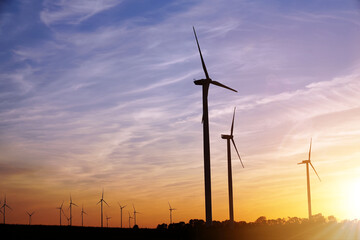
97, 189, 109, 228
221, 107, 244, 224
128, 212, 133, 228
81, 205, 87, 227
1, 195, 12, 224
69, 194, 78, 226
133, 204, 140, 226
168, 202, 176, 224
56, 201, 64, 226
193, 26, 237, 225
298, 138, 321, 219
118, 203, 126, 228
26, 211, 35, 225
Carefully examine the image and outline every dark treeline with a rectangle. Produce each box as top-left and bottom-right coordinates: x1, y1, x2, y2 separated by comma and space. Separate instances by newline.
1, 214, 360, 240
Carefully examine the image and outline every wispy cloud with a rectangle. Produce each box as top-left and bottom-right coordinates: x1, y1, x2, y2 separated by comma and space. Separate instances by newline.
40, 0, 121, 26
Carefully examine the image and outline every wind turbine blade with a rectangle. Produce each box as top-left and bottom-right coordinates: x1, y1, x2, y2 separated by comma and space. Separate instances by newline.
231, 139, 244, 168
96, 200, 101, 205
309, 138, 312, 161
102, 189, 104, 199
230, 107, 236, 135
193, 26, 210, 80
103, 200, 110, 207
211, 80, 237, 92
310, 162, 321, 182
168, 202, 171, 209
61, 201, 64, 208
73, 203, 78, 207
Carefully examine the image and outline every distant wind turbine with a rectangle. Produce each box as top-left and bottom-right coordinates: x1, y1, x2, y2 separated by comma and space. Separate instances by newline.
64, 214, 70, 226
1, 195, 12, 224
26, 211, 35, 225
97, 189, 109, 228
81, 205, 87, 227
69, 194, 78, 226
56, 201, 65, 226
168, 202, 176, 224
128, 212, 133, 228
133, 204, 140, 226
221, 107, 244, 224
298, 138, 321, 219
106, 215, 111, 228
193, 26, 237, 226
118, 203, 126, 228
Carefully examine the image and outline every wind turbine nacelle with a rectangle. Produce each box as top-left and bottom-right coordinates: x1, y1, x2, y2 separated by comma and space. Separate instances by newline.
221, 134, 232, 139
194, 79, 211, 85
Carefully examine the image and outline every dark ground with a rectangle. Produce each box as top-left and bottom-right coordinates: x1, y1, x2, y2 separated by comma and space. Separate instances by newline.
1, 222, 358, 240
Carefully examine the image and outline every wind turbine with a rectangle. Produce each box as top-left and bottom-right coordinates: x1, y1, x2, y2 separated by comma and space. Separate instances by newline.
81, 205, 87, 227
133, 204, 140, 226
221, 107, 244, 224
69, 194, 78, 226
106, 215, 112, 228
97, 189, 109, 228
26, 211, 35, 225
1, 195, 12, 224
168, 202, 176, 224
298, 138, 321, 219
56, 201, 64, 226
128, 212, 133, 228
118, 203, 126, 228
192, 26, 237, 226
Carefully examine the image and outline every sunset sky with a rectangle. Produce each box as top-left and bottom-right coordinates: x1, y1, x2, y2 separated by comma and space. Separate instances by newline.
1, 0, 360, 228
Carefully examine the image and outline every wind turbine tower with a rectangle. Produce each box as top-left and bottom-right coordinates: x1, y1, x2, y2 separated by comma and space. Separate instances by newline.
56, 201, 64, 226
1, 195, 12, 224
128, 212, 133, 228
133, 204, 140, 226
26, 211, 35, 225
221, 107, 244, 224
298, 138, 321, 219
168, 202, 176, 224
192, 26, 237, 226
118, 203, 126, 228
81, 205, 87, 227
69, 194, 78, 226
97, 189, 109, 228
106, 215, 111, 228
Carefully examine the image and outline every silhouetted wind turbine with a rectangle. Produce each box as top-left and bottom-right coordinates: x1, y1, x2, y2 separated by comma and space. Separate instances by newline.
221, 107, 244, 224
81, 205, 87, 227
298, 138, 321, 219
97, 189, 109, 228
168, 202, 176, 224
56, 201, 65, 226
192, 26, 237, 226
1, 195, 12, 224
69, 194, 78, 226
133, 204, 140, 226
106, 215, 111, 228
65, 214, 70, 226
118, 203, 126, 228
26, 211, 35, 225
128, 212, 133, 228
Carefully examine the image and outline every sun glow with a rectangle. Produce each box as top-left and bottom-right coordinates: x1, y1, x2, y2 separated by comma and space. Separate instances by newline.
343, 178, 360, 220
